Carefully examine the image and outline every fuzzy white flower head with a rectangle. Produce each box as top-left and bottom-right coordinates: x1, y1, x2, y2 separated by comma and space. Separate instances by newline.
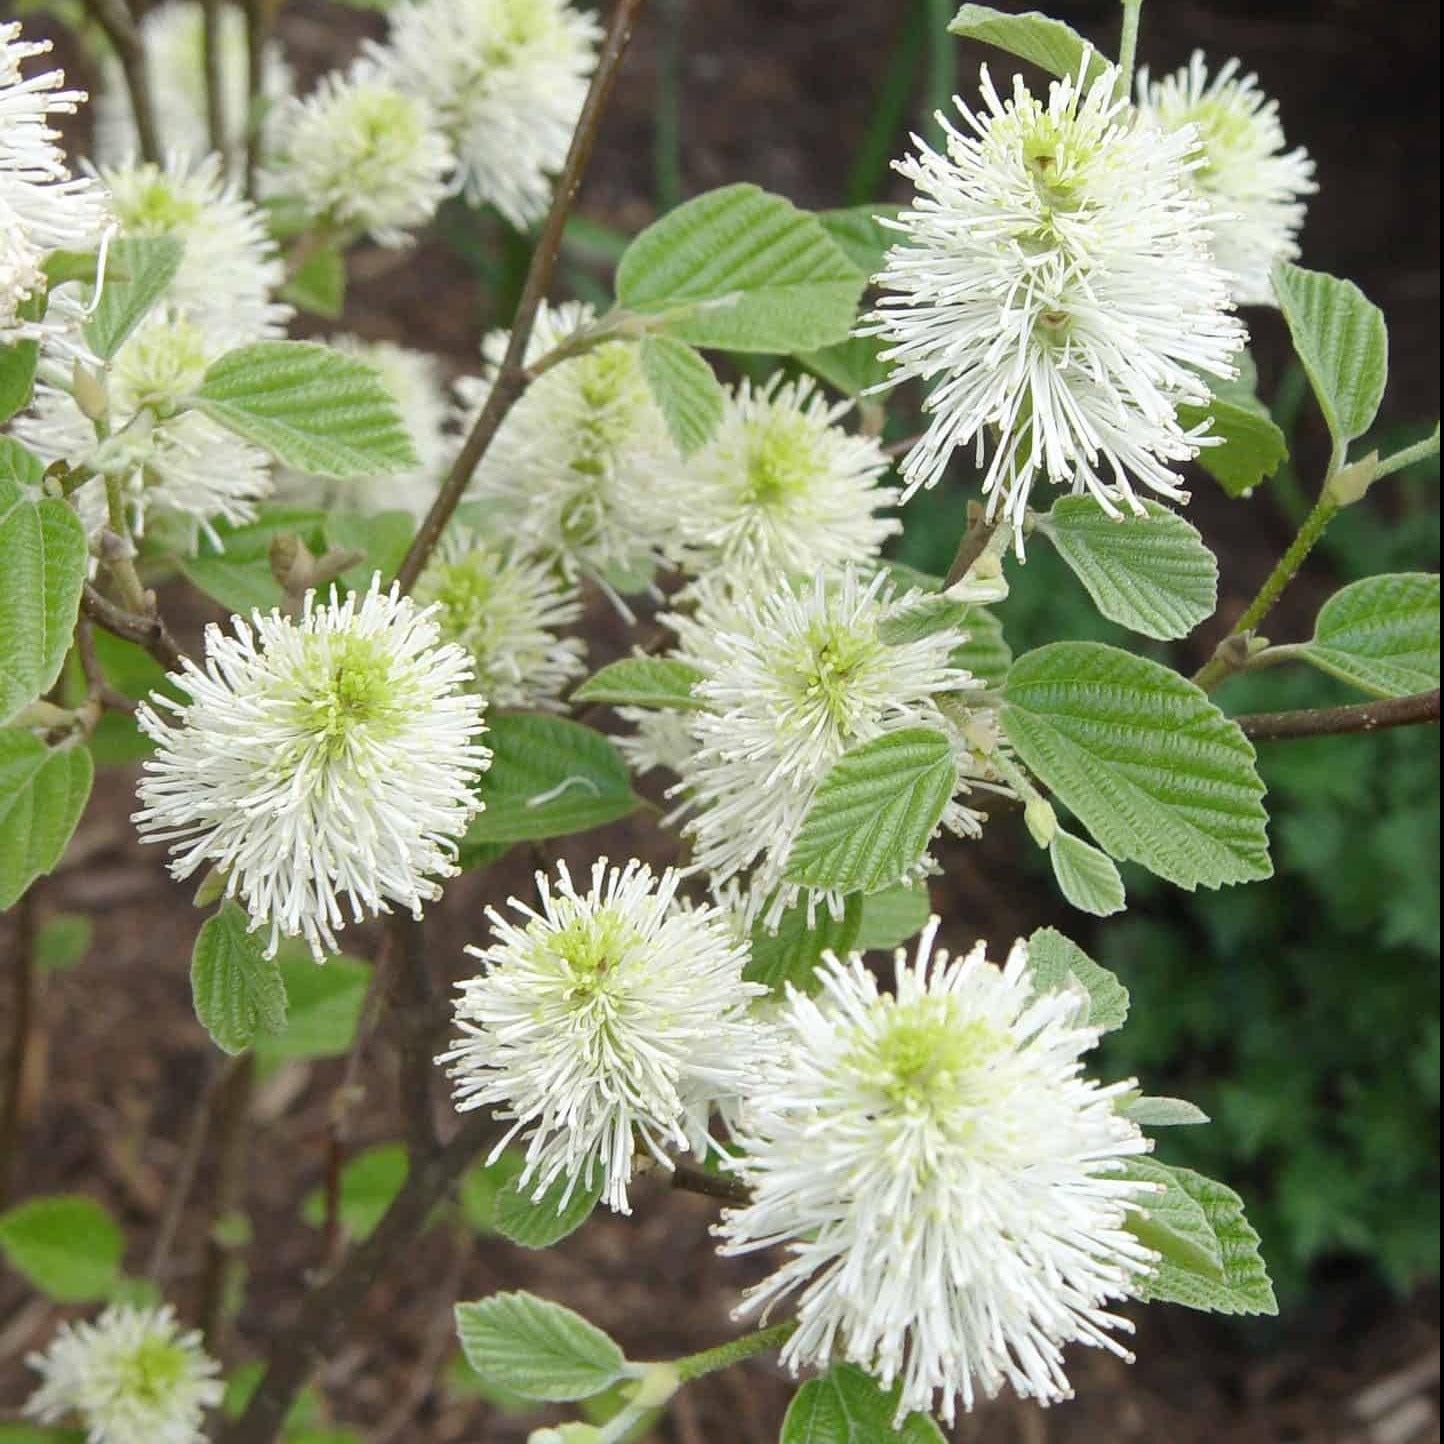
668, 568, 1007, 927
133, 579, 491, 959
868, 60, 1245, 537
25, 1303, 222, 1444
457, 302, 683, 599
99, 152, 291, 345
675, 374, 901, 584
1138, 53, 1316, 307
93, 1, 293, 170
0, 23, 111, 341
718, 922, 1157, 1422
439, 858, 766, 1214
413, 527, 586, 710
376, 0, 600, 228
270, 64, 454, 248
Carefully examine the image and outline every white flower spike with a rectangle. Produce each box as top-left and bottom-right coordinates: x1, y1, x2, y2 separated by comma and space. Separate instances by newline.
1138, 52, 1316, 307
439, 859, 765, 1214
718, 922, 1157, 1423
25, 1303, 223, 1444
134, 579, 491, 959
868, 60, 1245, 537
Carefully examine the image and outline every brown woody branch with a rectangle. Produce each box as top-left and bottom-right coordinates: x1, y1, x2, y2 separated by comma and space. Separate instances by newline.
1236, 688, 1440, 742
83, 0, 161, 164
81, 584, 186, 673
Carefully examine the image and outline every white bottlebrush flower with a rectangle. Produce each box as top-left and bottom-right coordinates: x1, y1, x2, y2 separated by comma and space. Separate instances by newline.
93, 1, 293, 171
99, 152, 291, 345
1138, 52, 1316, 306
614, 705, 697, 779
133, 579, 490, 959
439, 858, 765, 1214
376, 0, 600, 228
717, 923, 1157, 1422
413, 527, 585, 710
25, 1303, 222, 1444
0, 23, 110, 342
456, 302, 683, 597
269, 65, 454, 247
668, 568, 1006, 926
868, 61, 1245, 534
675, 374, 900, 584
14, 315, 274, 545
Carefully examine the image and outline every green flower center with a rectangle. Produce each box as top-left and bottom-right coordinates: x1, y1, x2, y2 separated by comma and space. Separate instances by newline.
551, 908, 644, 1001
290, 634, 405, 755
853, 997, 1004, 1113
115, 1335, 190, 1407
117, 176, 202, 233
783, 619, 883, 734
740, 412, 821, 509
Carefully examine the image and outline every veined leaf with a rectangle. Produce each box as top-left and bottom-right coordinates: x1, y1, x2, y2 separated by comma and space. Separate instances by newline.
573, 658, 705, 710
816, 205, 903, 277
1179, 385, 1289, 498
855, 882, 931, 952
1123, 1157, 1224, 1282
1048, 828, 1126, 917
746, 893, 863, 995
190, 902, 288, 1056
0, 733, 93, 909
638, 335, 725, 457
780, 1363, 946, 1444
0, 1194, 123, 1303
1123, 1097, 1210, 1127
1296, 572, 1439, 698
492, 1171, 603, 1251
949, 6, 1111, 85
0, 338, 39, 422
84, 235, 184, 360
454, 1292, 626, 1403
1025, 926, 1129, 1031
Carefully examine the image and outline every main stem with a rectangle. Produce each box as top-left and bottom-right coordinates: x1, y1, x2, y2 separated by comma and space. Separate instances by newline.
1237, 687, 1440, 742
84, 0, 161, 164
393, 0, 648, 593
674, 1321, 798, 1383
0, 892, 38, 1207
1117, 0, 1145, 92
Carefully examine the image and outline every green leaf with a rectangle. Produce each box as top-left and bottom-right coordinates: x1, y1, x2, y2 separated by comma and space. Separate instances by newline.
179, 506, 328, 614
784, 728, 957, 894
1025, 927, 1129, 1031
798, 333, 895, 398
84, 235, 184, 359
1135, 1166, 1277, 1315
454, 1292, 627, 1403
1002, 643, 1272, 890
193, 341, 419, 479
816, 205, 902, 277
0, 1425, 86, 1443
0, 733, 93, 909
458, 1150, 527, 1236
1038, 497, 1218, 640
326, 509, 415, 591
190, 902, 289, 1055
746, 892, 863, 995
301, 1142, 407, 1239
1123, 1157, 1224, 1282
493, 1170, 603, 1250
1048, 828, 1126, 917
0, 436, 45, 488
637, 335, 725, 457
1179, 386, 1289, 498
948, 6, 1110, 85
253, 946, 371, 1066
780, 1363, 946, 1444
855, 882, 931, 952
1272, 262, 1389, 449
465, 714, 642, 845
0, 456, 89, 723
281, 241, 346, 319
35, 912, 93, 971
0, 338, 39, 422
615, 184, 865, 354
950, 606, 1011, 689
1296, 572, 1439, 698
0, 1194, 124, 1302
572, 657, 705, 710
1122, 1096, 1210, 1127
877, 593, 969, 647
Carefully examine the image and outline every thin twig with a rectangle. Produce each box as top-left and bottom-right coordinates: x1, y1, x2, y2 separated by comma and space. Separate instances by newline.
393, 0, 649, 593
1236, 688, 1440, 742
384, 913, 442, 1163
944, 509, 1000, 587
199, 1055, 255, 1355
242, 0, 273, 197
201, 0, 228, 157
0, 892, 39, 1207
81, 583, 186, 672
221, 1109, 504, 1444
670, 1159, 750, 1206
83, 0, 160, 163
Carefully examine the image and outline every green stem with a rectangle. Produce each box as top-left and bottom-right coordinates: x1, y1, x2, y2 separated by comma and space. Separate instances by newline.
1373, 424, 1441, 483
1117, 0, 1144, 93
673, 1321, 798, 1383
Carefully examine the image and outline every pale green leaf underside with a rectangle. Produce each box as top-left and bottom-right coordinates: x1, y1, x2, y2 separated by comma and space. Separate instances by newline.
0, 1193, 123, 1302
746, 893, 862, 995
1123, 1096, 1211, 1127
638, 335, 725, 456
572, 657, 706, 710
949, 6, 1112, 86
1298, 571, 1439, 698
454, 1292, 626, 1402
0, 732, 93, 910
780, 1363, 946, 1444
1048, 828, 1126, 917
190, 902, 289, 1055
1025, 926, 1129, 1031
492, 1172, 603, 1251
1123, 1157, 1224, 1282
1040, 497, 1217, 640
784, 727, 957, 894
1003, 643, 1272, 891
1179, 390, 1289, 498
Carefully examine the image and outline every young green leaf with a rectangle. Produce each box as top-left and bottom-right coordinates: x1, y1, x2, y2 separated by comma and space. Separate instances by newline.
253, 946, 371, 1066
950, 606, 1011, 689
798, 333, 895, 398
192, 341, 419, 479
1025, 927, 1129, 1031
0, 733, 93, 909
637, 335, 726, 457
465, 714, 643, 845
572, 657, 705, 710
1296, 572, 1439, 698
615, 184, 865, 354
179, 506, 329, 614
281, 240, 347, 319
0, 1194, 124, 1302
1134, 1166, 1277, 1315
780, 1363, 946, 1444
784, 728, 957, 895
0, 338, 39, 423
190, 902, 289, 1056
0, 457, 89, 723
1048, 828, 1127, 917
746, 893, 863, 995
1037, 497, 1218, 640
1002, 643, 1271, 891
0, 1423, 87, 1443
1272, 262, 1389, 450
816, 205, 903, 277
1178, 383, 1289, 498
326, 509, 415, 592
1122, 1157, 1225, 1282
301, 1143, 407, 1239
878, 593, 970, 647
1122, 1097, 1210, 1127
948, 6, 1111, 85
855, 881, 931, 952
35, 912, 93, 972
492, 1171, 603, 1250
458, 1150, 527, 1236
84, 235, 184, 360
455, 1293, 627, 1403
